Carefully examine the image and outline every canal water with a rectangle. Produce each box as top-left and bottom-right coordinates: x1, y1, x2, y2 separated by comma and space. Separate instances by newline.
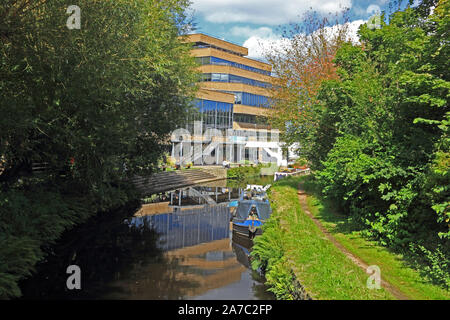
18, 176, 275, 300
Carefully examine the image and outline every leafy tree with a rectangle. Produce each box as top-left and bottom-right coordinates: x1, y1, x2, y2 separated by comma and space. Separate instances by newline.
0, 0, 198, 298
268, 0, 449, 287
264, 10, 354, 155
314, 0, 449, 287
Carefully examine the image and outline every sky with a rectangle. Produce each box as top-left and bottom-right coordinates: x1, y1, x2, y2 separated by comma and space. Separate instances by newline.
188, 0, 399, 60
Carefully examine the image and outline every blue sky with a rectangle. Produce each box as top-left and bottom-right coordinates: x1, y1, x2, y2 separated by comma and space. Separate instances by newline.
188, 0, 397, 59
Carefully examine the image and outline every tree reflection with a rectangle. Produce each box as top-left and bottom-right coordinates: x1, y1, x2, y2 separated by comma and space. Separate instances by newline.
19, 201, 274, 300
18, 202, 199, 300
231, 235, 275, 300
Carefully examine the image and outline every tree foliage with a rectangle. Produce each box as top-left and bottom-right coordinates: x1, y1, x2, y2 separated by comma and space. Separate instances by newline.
265, 10, 355, 150
0, 0, 198, 298
269, 0, 449, 288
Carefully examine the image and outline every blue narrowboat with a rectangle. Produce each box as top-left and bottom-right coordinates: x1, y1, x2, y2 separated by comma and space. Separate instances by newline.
232, 200, 271, 239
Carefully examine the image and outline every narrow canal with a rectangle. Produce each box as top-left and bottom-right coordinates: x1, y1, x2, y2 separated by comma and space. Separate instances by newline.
18, 176, 275, 300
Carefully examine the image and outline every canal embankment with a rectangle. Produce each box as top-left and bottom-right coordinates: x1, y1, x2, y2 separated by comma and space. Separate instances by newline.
300, 176, 450, 300
227, 163, 277, 181
251, 175, 450, 300
251, 176, 394, 300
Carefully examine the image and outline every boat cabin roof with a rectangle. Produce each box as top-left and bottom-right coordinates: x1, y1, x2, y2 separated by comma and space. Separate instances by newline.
235, 200, 271, 221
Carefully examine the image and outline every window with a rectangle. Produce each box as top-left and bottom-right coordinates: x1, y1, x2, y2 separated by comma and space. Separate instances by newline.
210, 73, 228, 82
195, 56, 211, 65
207, 56, 271, 76
201, 73, 212, 81
201, 73, 270, 88
235, 92, 242, 104
193, 42, 244, 57
192, 99, 233, 129
211, 73, 221, 81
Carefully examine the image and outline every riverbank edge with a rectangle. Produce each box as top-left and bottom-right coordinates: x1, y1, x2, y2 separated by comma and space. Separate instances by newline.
252, 175, 450, 300
250, 176, 395, 300
226, 163, 275, 181
301, 176, 450, 300
0, 181, 143, 300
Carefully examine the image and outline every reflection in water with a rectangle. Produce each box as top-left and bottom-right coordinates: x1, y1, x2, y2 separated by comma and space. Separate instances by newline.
19, 181, 274, 300
141, 185, 242, 208
232, 236, 253, 269
133, 205, 231, 252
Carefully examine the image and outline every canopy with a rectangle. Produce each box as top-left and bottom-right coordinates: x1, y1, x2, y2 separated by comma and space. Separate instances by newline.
235, 200, 271, 221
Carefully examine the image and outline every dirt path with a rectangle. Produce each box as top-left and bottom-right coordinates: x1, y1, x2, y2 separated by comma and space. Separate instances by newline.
297, 184, 410, 300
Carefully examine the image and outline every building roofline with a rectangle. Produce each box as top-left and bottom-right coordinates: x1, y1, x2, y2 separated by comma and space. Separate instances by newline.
183, 33, 248, 56
181, 33, 273, 70
188, 32, 244, 48
191, 47, 272, 71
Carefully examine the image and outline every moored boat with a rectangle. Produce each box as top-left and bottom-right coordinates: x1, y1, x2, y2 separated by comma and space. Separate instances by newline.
232, 200, 271, 239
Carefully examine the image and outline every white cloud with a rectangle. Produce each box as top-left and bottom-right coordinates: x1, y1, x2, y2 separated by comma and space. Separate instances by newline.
241, 20, 366, 60
243, 33, 288, 60
321, 19, 366, 43
230, 26, 274, 39
191, 0, 352, 25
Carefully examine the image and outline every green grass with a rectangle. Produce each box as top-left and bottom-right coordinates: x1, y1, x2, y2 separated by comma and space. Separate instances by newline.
302, 178, 450, 300
227, 163, 269, 180
252, 176, 394, 300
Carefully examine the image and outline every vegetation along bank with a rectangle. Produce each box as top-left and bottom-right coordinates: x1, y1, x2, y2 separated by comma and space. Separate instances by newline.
0, 0, 198, 299
251, 176, 450, 300
255, 0, 449, 299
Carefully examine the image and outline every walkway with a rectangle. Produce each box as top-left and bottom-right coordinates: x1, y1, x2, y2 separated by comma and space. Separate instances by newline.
296, 183, 410, 300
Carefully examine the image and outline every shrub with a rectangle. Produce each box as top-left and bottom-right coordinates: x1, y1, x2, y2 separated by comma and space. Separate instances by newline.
227, 163, 270, 180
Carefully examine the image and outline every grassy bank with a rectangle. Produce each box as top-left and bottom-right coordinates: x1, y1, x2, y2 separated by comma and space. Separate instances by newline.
227, 163, 276, 180
302, 177, 450, 300
251, 175, 450, 299
251, 176, 393, 299
227, 164, 263, 180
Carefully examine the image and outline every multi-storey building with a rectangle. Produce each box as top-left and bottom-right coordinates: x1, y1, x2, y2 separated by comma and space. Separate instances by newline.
173, 33, 287, 166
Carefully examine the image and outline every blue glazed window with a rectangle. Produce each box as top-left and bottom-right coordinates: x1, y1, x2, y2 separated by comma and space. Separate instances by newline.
192, 99, 233, 129
223, 91, 271, 108
196, 56, 271, 76
201, 73, 271, 88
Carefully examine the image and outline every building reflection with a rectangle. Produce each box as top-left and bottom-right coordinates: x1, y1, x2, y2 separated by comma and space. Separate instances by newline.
103, 191, 261, 299
132, 204, 231, 252
19, 182, 273, 300
138, 181, 243, 211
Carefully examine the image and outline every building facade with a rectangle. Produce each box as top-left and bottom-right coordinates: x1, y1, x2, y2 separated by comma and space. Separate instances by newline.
172, 33, 287, 166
